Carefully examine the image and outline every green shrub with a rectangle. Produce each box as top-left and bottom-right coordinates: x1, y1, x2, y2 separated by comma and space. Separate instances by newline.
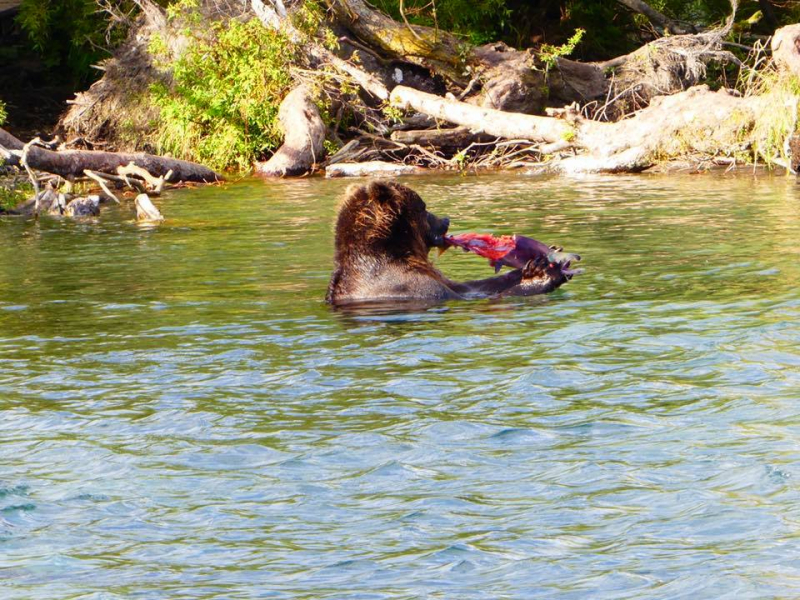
0, 99, 7, 126
539, 28, 585, 69
149, 16, 297, 171
16, 0, 137, 82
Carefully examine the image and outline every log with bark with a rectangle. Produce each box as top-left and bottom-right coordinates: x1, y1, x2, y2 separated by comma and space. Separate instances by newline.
323, 0, 736, 118
391, 84, 766, 173
389, 127, 495, 150
0, 127, 221, 182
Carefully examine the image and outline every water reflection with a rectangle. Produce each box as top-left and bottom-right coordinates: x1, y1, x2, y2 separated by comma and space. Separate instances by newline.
2, 172, 800, 599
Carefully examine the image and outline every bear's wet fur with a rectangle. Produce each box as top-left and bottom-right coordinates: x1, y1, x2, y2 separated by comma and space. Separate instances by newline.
326, 180, 575, 305
326, 180, 453, 304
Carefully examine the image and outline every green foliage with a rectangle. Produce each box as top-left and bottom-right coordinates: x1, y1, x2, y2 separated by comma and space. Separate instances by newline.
149, 16, 297, 171
382, 104, 405, 124
648, 0, 735, 24
0, 99, 6, 127
16, 0, 133, 82
739, 65, 800, 167
0, 181, 32, 212
539, 28, 585, 69
323, 139, 341, 157
292, 0, 327, 38
453, 149, 468, 170
166, 0, 201, 22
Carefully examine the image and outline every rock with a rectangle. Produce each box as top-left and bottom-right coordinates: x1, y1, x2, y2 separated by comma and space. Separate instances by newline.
64, 195, 100, 217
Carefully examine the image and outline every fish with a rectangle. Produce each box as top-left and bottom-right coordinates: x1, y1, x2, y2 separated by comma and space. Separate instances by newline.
444, 232, 582, 278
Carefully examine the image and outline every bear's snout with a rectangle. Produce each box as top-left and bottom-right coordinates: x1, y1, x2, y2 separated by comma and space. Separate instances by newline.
426, 213, 450, 248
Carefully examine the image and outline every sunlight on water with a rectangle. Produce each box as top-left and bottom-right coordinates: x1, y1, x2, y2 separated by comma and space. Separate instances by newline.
3, 172, 800, 599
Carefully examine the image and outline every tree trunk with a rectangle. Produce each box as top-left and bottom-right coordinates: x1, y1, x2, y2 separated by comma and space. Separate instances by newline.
390, 126, 495, 149
0, 128, 221, 182
772, 24, 800, 78
391, 84, 765, 173
325, 0, 465, 78
390, 86, 599, 145
254, 86, 326, 177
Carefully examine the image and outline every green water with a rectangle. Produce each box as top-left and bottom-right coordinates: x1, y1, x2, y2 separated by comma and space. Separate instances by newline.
2, 173, 800, 599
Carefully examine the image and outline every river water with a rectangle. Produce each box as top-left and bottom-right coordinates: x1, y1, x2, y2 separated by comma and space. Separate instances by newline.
2, 173, 800, 598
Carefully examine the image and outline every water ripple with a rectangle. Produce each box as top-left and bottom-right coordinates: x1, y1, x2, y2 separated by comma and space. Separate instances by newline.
3, 173, 800, 598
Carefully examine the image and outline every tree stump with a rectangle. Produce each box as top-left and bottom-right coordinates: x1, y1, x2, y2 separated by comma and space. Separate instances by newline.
255, 86, 326, 177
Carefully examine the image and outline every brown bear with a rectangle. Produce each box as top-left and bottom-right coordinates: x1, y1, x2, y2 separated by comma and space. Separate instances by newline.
326, 180, 575, 305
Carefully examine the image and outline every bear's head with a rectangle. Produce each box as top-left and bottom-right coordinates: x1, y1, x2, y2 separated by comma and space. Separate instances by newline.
333, 181, 450, 265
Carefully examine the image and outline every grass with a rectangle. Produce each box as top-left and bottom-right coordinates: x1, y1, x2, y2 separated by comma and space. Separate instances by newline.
741, 66, 800, 167
0, 179, 33, 212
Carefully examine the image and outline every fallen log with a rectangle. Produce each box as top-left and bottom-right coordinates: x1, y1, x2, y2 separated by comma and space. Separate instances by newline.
390, 86, 601, 145
254, 85, 326, 177
0, 127, 221, 182
326, 161, 426, 178
390, 127, 495, 150
391, 84, 768, 173
325, 0, 464, 79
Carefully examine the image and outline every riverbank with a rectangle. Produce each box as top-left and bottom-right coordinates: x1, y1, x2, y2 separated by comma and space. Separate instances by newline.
3, 0, 800, 210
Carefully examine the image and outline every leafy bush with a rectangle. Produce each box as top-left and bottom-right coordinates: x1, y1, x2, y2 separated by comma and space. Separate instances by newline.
0, 99, 7, 126
149, 15, 297, 171
16, 0, 135, 82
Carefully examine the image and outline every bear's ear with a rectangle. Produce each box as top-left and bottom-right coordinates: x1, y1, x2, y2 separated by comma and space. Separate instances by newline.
365, 181, 400, 208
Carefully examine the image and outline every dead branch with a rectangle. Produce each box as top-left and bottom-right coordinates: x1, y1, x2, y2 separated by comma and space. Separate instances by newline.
84, 170, 121, 204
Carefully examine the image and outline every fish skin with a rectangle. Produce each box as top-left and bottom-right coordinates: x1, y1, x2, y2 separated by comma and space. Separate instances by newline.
445, 233, 581, 276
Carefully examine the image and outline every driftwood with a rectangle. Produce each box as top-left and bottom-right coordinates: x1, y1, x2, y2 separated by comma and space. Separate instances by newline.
255, 85, 326, 177
135, 193, 164, 222
390, 86, 586, 144
772, 24, 800, 78
324, 0, 733, 118
390, 126, 495, 149
392, 84, 766, 173
0, 127, 221, 182
326, 161, 426, 178
84, 170, 121, 203
118, 163, 172, 194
